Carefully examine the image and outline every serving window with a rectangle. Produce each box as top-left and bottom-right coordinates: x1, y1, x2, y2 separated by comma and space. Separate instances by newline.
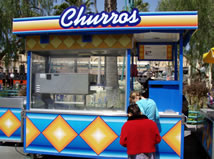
30, 50, 127, 112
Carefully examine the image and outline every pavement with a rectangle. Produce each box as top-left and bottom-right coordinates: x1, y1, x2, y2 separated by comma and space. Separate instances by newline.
184, 131, 209, 159
0, 131, 210, 159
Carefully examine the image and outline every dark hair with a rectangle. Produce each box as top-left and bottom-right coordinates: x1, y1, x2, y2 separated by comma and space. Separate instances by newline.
141, 90, 149, 98
127, 103, 141, 116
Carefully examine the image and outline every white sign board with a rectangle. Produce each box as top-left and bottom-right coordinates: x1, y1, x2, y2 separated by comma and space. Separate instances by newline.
138, 45, 172, 60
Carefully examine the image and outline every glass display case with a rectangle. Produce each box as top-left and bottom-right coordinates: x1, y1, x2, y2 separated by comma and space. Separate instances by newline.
30, 51, 127, 112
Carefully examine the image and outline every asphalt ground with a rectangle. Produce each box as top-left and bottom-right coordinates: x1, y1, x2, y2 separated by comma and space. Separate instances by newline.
184, 132, 209, 159
0, 132, 209, 159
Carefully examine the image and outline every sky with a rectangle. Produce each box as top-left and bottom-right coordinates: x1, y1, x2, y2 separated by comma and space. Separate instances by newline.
96, 0, 159, 12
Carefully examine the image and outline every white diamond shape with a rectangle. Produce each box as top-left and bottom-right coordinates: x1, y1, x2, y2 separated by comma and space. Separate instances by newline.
54, 127, 66, 141
92, 128, 106, 144
5, 119, 13, 128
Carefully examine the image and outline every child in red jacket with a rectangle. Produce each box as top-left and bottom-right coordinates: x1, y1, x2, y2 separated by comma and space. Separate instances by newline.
120, 103, 161, 159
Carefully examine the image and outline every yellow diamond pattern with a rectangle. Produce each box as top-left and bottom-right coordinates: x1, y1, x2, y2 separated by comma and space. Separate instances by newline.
51, 36, 62, 48
26, 117, 40, 147
39, 43, 48, 49
0, 110, 21, 137
92, 35, 103, 47
77, 37, 87, 47
104, 35, 117, 47
64, 36, 75, 48
42, 115, 77, 152
119, 35, 131, 47
80, 116, 118, 155
27, 38, 37, 49
162, 120, 181, 156
26, 34, 132, 50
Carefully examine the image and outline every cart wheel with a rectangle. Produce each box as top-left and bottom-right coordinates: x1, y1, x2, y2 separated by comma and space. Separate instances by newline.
30, 154, 36, 159
30, 154, 43, 159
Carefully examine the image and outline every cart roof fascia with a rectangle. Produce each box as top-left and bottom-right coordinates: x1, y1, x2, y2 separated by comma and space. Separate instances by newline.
13, 8, 198, 46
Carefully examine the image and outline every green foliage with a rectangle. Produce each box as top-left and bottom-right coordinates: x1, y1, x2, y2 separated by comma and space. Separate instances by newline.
53, 0, 94, 15
184, 81, 208, 108
158, 0, 214, 80
0, 0, 56, 69
133, 0, 149, 11
123, 0, 149, 11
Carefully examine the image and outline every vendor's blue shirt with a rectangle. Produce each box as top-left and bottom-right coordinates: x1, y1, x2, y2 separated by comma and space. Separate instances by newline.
136, 98, 159, 122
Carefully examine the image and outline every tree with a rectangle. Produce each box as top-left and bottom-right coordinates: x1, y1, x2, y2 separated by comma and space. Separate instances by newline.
0, 0, 56, 70
104, 0, 119, 108
53, 0, 94, 15
132, 0, 149, 11
158, 0, 214, 82
104, 0, 149, 108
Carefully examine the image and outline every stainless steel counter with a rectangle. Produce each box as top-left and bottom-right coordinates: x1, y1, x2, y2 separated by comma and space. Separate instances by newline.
0, 97, 26, 108
200, 108, 214, 121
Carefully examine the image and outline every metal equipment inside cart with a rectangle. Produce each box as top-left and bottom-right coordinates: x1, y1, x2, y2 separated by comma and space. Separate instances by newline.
12, 6, 198, 159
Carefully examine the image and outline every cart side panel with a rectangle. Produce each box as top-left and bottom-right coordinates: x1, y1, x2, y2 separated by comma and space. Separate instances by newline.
0, 107, 22, 142
158, 116, 183, 159
24, 112, 127, 158
24, 112, 183, 159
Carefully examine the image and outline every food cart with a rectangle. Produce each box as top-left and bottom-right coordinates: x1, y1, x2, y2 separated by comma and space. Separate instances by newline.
0, 97, 24, 143
12, 6, 198, 159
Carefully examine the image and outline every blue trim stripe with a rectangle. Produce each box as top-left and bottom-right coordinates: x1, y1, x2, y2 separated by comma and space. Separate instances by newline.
126, 49, 131, 110
26, 51, 31, 110
174, 44, 178, 80
13, 16, 59, 22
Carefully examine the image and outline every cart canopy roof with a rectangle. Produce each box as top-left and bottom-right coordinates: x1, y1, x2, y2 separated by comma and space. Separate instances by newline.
13, 6, 198, 46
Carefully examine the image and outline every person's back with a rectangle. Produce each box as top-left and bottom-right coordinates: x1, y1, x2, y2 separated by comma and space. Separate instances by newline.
136, 98, 159, 122
120, 104, 161, 159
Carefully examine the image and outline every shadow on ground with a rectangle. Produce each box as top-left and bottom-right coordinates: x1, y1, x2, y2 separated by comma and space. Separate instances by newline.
0, 132, 210, 159
184, 132, 209, 159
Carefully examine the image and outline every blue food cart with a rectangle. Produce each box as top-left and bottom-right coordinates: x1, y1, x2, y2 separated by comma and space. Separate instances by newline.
0, 97, 24, 143
12, 6, 198, 159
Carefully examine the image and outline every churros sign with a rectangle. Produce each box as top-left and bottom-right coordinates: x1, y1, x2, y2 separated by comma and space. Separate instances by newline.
59, 5, 141, 28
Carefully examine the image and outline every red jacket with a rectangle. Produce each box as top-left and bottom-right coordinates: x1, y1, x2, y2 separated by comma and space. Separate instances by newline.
120, 115, 161, 155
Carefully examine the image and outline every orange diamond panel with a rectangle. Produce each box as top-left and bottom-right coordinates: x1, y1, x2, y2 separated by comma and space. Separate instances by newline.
80, 116, 118, 155
26, 117, 40, 147
0, 110, 21, 137
162, 120, 181, 156
42, 115, 77, 152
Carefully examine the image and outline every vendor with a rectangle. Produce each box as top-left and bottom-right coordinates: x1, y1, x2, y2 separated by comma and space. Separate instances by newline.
129, 91, 159, 122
